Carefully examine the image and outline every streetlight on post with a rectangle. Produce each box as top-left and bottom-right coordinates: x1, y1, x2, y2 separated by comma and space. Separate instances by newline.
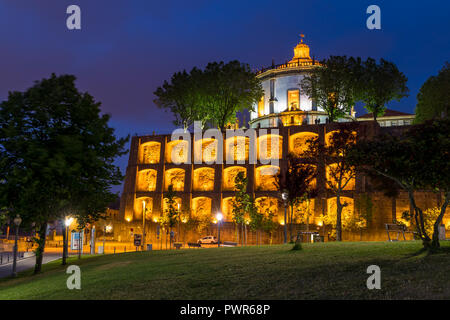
177, 203, 181, 243
64, 217, 73, 264
216, 212, 223, 247
12, 214, 22, 277
281, 190, 288, 244
142, 200, 146, 251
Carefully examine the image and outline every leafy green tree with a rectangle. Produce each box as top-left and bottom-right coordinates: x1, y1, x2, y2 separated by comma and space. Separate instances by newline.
348, 119, 450, 249
0, 74, 128, 273
304, 123, 357, 241
162, 185, 179, 247
358, 58, 408, 121
247, 198, 263, 245
232, 171, 248, 245
276, 153, 317, 241
262, 208, 277, 245
154, 68, 208, 131
414, 62, 449, 123
300, 56, 359, 122
202, 61, 263, 130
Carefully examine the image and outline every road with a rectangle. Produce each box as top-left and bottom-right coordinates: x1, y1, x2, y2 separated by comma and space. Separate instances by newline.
0, 253, 62, 278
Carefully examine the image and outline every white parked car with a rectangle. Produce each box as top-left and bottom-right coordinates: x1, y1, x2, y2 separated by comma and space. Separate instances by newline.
197, 236, 217, 244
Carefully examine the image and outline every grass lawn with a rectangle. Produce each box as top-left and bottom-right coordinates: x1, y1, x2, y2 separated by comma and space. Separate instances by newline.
1, 241, 449, 300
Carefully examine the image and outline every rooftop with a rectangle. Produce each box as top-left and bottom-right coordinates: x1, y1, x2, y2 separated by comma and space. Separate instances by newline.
357, 109, 414, 119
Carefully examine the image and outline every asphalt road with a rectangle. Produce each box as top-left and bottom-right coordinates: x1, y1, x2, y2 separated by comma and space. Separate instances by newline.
0, 253, 62, 278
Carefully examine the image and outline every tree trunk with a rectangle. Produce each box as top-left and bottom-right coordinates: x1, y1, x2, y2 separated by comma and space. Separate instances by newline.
289, 205, 294, 242
336, 194, 342, 241
431, 193, 450, 249
407, 189, 430, 247
34, 222, 48, 274
391, 196, 397, 223
62, 225, 67, 265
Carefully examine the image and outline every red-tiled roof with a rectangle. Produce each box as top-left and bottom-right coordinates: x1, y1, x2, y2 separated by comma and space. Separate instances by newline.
357, 109, 413, 119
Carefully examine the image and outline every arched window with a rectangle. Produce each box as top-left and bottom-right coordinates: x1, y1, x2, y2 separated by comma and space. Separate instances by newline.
137, 169, 157, 192
140, 141, 160, 164
164, 168, 185, 191
193, 167, 215, 191
255, 165, 279, 191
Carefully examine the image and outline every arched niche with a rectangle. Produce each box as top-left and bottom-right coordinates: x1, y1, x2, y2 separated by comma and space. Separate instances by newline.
137, 169, 157, 192
255, 165, 279, 191
193, 167, 215, 191
140, 141, 160, 164
257, 134, 283, 160
326, 163, 355, 190
164, 168, 185, 191
325, 130, 357, 147
134, 197, 153, 220
255, 197, 279, 218
221, 196, 235, 222
225, 136, 249, 162
289, 132, 318, 157
194, 138, 218, 163
165, 140, 189, 164
191, 197, 212, 218
223, 166, 246, 191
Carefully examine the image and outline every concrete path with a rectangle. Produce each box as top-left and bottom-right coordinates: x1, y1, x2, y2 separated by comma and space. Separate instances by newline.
0, 253, 62, 279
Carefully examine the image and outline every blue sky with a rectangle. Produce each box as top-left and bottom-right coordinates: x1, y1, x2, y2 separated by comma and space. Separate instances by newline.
1, 0, 449, 194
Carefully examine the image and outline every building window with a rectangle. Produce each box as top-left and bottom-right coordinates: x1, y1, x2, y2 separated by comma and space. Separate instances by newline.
258, 96, 264, 117
287, 89, 300, 111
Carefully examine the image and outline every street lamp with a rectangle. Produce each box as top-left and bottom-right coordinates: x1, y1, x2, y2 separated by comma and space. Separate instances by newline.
142, 200, 146, 251
281, 190, 288, 244
12, 214, 22, 277
216, 212, 223, 247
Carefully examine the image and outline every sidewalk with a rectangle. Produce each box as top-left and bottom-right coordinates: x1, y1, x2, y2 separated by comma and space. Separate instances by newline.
0, 252, 61, 279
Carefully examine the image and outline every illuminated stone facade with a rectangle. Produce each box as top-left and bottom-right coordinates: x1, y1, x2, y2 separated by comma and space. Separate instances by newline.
119, 121, 450, 243
118, 37, 449, 243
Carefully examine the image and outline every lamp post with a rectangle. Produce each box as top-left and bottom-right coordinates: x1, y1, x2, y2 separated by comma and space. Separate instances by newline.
177, 203, 181, 243
12, 214, 22, 277
64, 217, 73, 261
281, 191, 288, 244
216, 212, 223, 247
142, 200, 146, 251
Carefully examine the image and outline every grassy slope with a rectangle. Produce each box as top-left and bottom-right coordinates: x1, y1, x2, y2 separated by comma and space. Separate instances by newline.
0, 241, 449, 299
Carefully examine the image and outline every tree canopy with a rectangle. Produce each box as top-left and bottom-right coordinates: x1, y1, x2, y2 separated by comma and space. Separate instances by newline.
0, 73, 128, 272
358, 58, 409, 121
154, 60, 263, 131
300, 56, 360, 122
414, 62, 450, 123
348, 119, 450, 249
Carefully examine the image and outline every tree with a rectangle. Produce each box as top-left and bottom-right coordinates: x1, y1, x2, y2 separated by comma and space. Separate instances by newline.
348, 119, 450, 249
0, 74, 128, 273
162, 184, 179, 248
248, 198, 263, 245
414, 62, 450, 123
232, 171, 248, 245
202, 61, 263, 130
358, 58, 408, 121
305, 123, 357, 241
154, 68, 208, 131
300, 56, 359, 122
276, 153, 317, 241
262, 208, 278, 245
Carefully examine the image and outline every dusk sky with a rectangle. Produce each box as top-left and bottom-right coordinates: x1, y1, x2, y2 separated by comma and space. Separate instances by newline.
1, 1, 449, 194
